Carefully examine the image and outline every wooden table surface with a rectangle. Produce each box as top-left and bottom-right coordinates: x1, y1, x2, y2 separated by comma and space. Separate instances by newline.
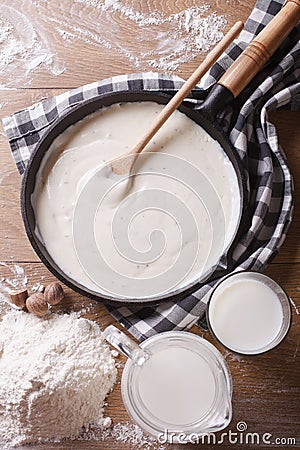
0, 0, 299, 449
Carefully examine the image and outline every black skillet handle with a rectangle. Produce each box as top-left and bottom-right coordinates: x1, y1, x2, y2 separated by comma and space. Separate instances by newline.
201, 0, 300, 119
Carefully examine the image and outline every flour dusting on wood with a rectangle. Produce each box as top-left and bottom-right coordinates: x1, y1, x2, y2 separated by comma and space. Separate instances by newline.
0, 0, 227, 83
61, 0, 227, 70
73, 421, 166, 449
0, 262, 27, 292
0, 262, 28, 313
0, 2, 64, 86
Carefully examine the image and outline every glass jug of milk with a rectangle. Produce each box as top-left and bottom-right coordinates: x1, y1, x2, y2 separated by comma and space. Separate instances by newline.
104, 326, 232, 443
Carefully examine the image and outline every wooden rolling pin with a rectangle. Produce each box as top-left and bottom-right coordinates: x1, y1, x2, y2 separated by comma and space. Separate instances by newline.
218, 0, 300, 98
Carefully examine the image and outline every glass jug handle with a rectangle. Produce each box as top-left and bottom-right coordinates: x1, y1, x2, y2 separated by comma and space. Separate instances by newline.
104, 325, 150, 367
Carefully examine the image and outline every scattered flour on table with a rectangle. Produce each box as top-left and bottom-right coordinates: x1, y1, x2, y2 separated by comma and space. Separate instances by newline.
31, 281, 45, 292
58, 0, 228, 70
0, 311, 117, 448
109, 422, 166, 449
0, 262, 27, 291
0, 0, 227, 80
0, 2, 65, 86
0, 262, 28, 314
74, 421, 167, 449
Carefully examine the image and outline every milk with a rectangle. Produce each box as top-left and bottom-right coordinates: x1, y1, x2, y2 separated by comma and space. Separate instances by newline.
137, 346, 216, 425
119, 330, 232, 441
208, 275, 284, 354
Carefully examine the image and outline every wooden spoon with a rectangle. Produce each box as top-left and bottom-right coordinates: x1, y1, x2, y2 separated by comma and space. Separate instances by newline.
110, 21, 244, 175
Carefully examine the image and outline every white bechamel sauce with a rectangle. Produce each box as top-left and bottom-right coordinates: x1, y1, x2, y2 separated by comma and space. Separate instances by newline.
208, 277, 284, 353
32, 102, 240, 298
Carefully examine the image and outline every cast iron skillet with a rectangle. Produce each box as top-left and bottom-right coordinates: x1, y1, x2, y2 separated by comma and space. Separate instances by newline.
21, 90, 247, 305
21, 1, 300, 305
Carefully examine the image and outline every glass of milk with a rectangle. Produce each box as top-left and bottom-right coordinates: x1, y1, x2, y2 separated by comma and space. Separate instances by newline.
104, 325, 232, 442
207, 271, 292, 355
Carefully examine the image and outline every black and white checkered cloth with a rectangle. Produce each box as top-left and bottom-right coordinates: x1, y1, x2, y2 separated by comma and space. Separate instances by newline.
2, 0, 298, 341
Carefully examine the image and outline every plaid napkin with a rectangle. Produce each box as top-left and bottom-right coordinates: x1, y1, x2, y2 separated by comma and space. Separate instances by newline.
2, 0, 298, 341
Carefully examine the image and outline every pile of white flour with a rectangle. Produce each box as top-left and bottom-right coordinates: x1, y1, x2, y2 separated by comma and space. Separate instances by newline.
0, 311, 117, 448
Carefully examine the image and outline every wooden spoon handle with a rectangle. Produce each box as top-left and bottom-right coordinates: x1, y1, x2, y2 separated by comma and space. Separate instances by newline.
130, 21, 244, 156
218, 0, 300, 98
